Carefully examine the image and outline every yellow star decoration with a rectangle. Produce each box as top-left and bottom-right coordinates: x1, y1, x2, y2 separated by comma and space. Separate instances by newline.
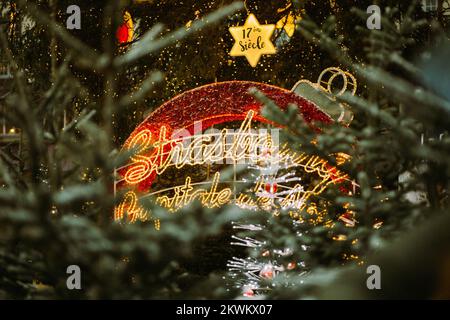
229, 14, 276, 68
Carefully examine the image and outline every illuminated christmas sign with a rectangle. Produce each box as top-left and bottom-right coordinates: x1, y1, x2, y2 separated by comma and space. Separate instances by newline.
114, 81, 349, 229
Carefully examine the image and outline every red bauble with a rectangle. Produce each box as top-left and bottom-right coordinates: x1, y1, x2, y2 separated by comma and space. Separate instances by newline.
287, 262, 296, 270
259, 264, 274, 279
264, 182, 278, 194
116, 24, 129, 44
242, 287, 255, 297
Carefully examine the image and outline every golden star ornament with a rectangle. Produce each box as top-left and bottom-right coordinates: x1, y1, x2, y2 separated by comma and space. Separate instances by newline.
229, 14, 276, 67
